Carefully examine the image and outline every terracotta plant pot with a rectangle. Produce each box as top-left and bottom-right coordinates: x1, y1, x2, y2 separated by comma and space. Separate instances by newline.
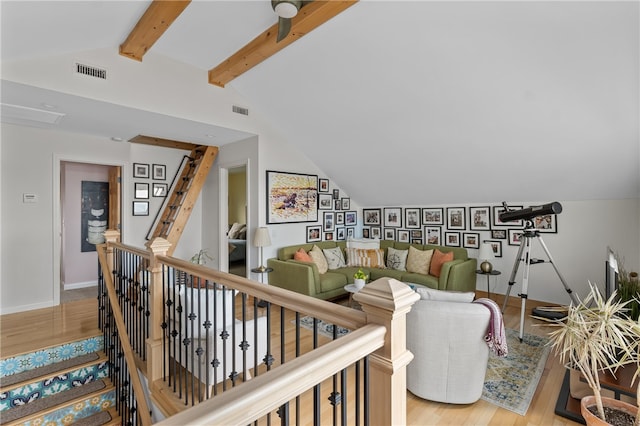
580, 395, 638, 426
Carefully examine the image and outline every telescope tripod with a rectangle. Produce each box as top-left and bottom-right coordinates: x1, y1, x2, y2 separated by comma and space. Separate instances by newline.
501, 222, 579, 342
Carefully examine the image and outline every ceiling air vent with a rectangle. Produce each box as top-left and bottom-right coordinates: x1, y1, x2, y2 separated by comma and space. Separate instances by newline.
75, 62, 107, 80
232, 105, 249, 116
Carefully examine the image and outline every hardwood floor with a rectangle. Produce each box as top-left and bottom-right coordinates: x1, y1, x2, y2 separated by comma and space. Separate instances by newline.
0, 294, 581, 425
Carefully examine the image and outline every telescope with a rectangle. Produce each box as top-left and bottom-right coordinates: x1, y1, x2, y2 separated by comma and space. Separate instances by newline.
499, 202, 562, 223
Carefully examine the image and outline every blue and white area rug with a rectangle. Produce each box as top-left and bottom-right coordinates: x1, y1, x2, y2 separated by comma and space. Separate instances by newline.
482, 328, 550, 416
297, 316, 350, 339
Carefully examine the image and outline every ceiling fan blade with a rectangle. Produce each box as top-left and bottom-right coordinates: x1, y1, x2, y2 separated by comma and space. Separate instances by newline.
277, 16, 292, 42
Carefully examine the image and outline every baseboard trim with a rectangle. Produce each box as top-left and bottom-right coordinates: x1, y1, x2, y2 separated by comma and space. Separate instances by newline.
0, 300, 55, 315
64, 281, 98, 291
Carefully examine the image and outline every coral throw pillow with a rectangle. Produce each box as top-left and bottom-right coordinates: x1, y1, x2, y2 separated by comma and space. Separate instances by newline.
406, 246, 434, 275
430, 249, 454, 277
293, 248, 312, 263
309, 245, 329, 274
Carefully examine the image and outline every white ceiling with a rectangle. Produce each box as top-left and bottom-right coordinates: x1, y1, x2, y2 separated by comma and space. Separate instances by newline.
1, 0, 638, 206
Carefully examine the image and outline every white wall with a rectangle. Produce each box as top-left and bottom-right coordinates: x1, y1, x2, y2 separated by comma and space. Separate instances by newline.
0, 124, 200, 313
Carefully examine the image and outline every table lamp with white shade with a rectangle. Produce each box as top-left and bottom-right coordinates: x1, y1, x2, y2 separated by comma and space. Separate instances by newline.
253, 227, 272, 272
478, 242, 495, 273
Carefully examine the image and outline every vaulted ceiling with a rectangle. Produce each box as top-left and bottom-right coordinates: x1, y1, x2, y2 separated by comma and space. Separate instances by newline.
1, 0, 638, 206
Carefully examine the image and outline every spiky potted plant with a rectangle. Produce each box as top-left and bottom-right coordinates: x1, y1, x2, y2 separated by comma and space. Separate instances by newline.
190, 249, 213, 287
545, 283, 639, 425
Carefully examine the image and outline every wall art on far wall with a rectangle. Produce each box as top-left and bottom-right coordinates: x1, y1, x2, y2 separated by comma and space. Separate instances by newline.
492, 205, 523, 228
446, 207, 466, 230
323, 211, 335, 232
134, 182, 149, 199
267, 170, 318, 224
81, 181, 109, 252
422, 207, 444, 225
445, 231, 460, 247
152, 164, 166, 180
463, 232, 480, 249
469, 206, 491, 231
484, 239, 503, 258
132, 201, 149, 216
345, 211, 357, 226
319, 193, 333, 210
398, 230, 410, 243
383, 207, 402, 228
306, 225, 321, 243
424, 226, 441, 245
533, 214, 557, 233
362, 209, 381, 226
319, 178, 329, 192
508, 229, 524, 246
133, 163, 149, 179
405, 208, 420, 229
153, 183, 168, 197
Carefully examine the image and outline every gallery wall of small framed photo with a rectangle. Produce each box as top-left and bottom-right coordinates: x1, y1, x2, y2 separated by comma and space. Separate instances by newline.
384, 228, 396, 240
334, 199, 342, 210
363, 209, 381, 226
341, 198, 350, 210
484, 240, 503, 258
307, 225, 321, 243
319, 194, 333, 210
132, 201, 149, 216
383, 207, 402, 228
398, 230, 410, 243
463, 232, 480, 249
152, 183, 168, 197
133, 163, 150, 179
492, 205, 523, 228
469, 206, 491, 231
319, 178, 329, 192
491, 229, 507, 240
422, 208, 444, 225
362, 227, 371, 238
410, 230, 423, 244
445, 231, 460, 247
323, 211, 335, 232
508, 229, 524, 246
370, 227, 381, 239
333, 189, 340, 199
325, 232, 334, 241
424, 226, 441, 245
152, 164, 166, 180
405, 208, 421, 229
134, 182, 149, 199
336, 211, 345, 225
336, 227, 346, 240
345, 211, 357, 226
346, 227, 355, 239
533, 214, 557, 233
446, 207, 466, 230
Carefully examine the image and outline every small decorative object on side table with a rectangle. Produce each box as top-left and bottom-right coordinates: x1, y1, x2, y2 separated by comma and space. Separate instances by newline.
476, 269, 501, 299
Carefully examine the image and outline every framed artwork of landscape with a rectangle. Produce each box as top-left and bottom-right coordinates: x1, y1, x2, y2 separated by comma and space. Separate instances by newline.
267, 170, 318, 224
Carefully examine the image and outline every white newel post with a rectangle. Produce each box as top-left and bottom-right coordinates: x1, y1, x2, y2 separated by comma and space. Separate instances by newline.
145, 237, 172, 384
353, 277, 420, 426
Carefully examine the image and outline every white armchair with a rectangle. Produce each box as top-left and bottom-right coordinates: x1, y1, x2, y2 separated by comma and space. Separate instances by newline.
406, 287, 491, 404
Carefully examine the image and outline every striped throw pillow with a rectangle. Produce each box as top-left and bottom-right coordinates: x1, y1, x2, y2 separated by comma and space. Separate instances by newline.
346, 248, 385, 268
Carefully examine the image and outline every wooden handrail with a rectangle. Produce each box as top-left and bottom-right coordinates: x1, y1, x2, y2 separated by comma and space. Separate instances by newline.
157, 254, 368, 330
109, 241, 151, 260
154, 324, 386, 426
97, 245, 153, 426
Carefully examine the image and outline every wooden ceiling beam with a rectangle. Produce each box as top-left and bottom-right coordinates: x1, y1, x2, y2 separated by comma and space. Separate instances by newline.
129, 135, 200, 151
120, 0, 191, 62
208, 1, 358, 88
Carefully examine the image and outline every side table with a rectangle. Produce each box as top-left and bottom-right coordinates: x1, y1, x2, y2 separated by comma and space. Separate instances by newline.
251, 267, 273, 308
344, 283, 362, 308
476, 269, 501, 299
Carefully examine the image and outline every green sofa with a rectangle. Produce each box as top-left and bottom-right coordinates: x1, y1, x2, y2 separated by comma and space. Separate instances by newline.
267, 241, 477, 300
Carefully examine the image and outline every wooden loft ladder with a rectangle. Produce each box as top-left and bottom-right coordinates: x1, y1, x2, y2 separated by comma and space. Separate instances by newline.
130, 135, 218, 256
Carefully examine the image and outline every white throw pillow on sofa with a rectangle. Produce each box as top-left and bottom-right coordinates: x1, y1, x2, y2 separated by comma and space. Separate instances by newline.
416, 286, 475, 303
386, 247, 408, 271
323, 247, 346, 269
346, 238, 380, 250
309, 245, 329, 274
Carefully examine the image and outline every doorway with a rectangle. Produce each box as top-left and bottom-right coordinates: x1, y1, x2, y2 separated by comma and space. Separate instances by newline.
59, 161, 121, 304
227, 165, 247, 277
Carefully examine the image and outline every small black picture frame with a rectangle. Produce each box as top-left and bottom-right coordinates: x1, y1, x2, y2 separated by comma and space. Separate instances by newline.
484, 239, 503, 258
153, 183, 168, 197
319, 178, 329, 192
134, 182, 149, 199
133, 163, 150, 179
152, 164, 166, 180
333, 189, 340, 200
132, 201, 149, 216
306, 225, 321, 243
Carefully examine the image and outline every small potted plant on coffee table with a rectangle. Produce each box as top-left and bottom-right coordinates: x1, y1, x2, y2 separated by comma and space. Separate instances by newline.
353, 269, 368, 290
545, 283, 640, 425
